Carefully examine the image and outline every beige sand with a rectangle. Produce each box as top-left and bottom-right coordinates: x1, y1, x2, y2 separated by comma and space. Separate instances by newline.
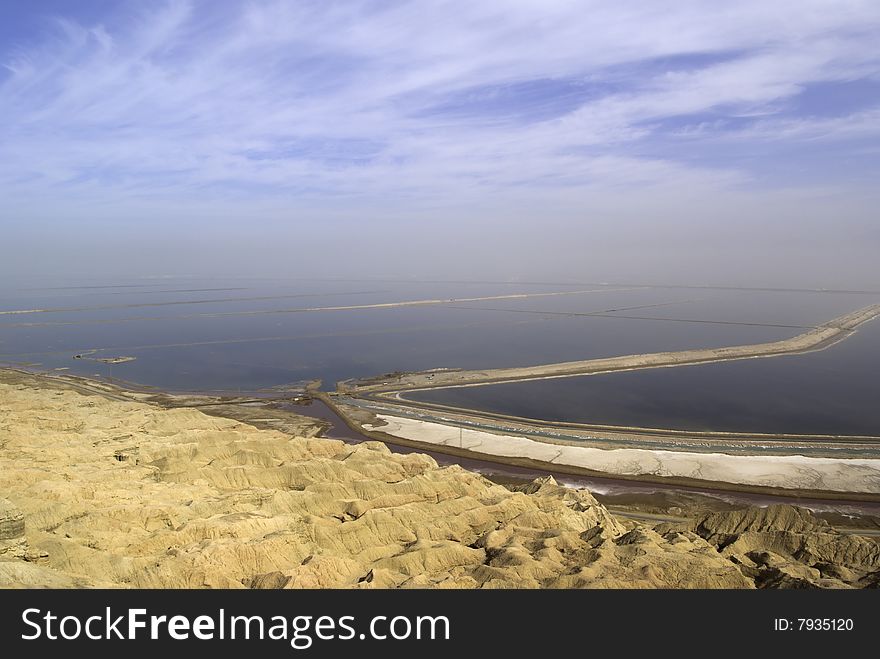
3, 375, 879, 588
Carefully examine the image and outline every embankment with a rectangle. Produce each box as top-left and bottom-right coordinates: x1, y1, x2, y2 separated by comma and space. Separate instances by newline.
345, 304, 880, 393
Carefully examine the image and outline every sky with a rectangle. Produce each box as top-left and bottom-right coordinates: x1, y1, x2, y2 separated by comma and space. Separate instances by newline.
1, 0, 879, 284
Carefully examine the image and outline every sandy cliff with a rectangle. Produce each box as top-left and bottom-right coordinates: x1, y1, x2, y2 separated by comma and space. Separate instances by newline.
0, 378, 877, 589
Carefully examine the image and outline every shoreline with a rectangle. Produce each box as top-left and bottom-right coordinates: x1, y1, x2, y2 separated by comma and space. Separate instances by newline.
315, 393, 880, 504
319, 304, 880, 500
4, 364, 880, 504
364, 412, 880, 497
343, 303, 880, 393
367, 395, 880, 455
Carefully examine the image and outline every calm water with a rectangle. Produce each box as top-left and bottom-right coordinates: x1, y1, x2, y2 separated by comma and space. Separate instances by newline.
409, 315, 880, 436
1, 276, 877, 436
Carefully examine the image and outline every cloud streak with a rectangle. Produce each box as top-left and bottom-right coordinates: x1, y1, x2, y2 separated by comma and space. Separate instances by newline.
0, 0, 879, 284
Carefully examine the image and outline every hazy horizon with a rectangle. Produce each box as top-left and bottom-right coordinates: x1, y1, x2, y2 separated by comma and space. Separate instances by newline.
2, 1, 879, 287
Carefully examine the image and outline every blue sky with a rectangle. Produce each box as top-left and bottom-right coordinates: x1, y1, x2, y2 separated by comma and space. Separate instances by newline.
1, 1, 879, 281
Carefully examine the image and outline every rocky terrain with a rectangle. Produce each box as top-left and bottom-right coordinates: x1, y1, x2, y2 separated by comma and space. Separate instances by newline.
1, 375, 878, 589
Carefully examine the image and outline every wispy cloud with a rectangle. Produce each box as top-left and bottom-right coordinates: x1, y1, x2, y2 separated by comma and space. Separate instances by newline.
1, 0, 879, 219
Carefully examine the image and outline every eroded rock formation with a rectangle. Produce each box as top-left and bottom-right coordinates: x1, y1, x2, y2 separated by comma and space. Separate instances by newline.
0, 380, 876, 589
690, 505, 880, 588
